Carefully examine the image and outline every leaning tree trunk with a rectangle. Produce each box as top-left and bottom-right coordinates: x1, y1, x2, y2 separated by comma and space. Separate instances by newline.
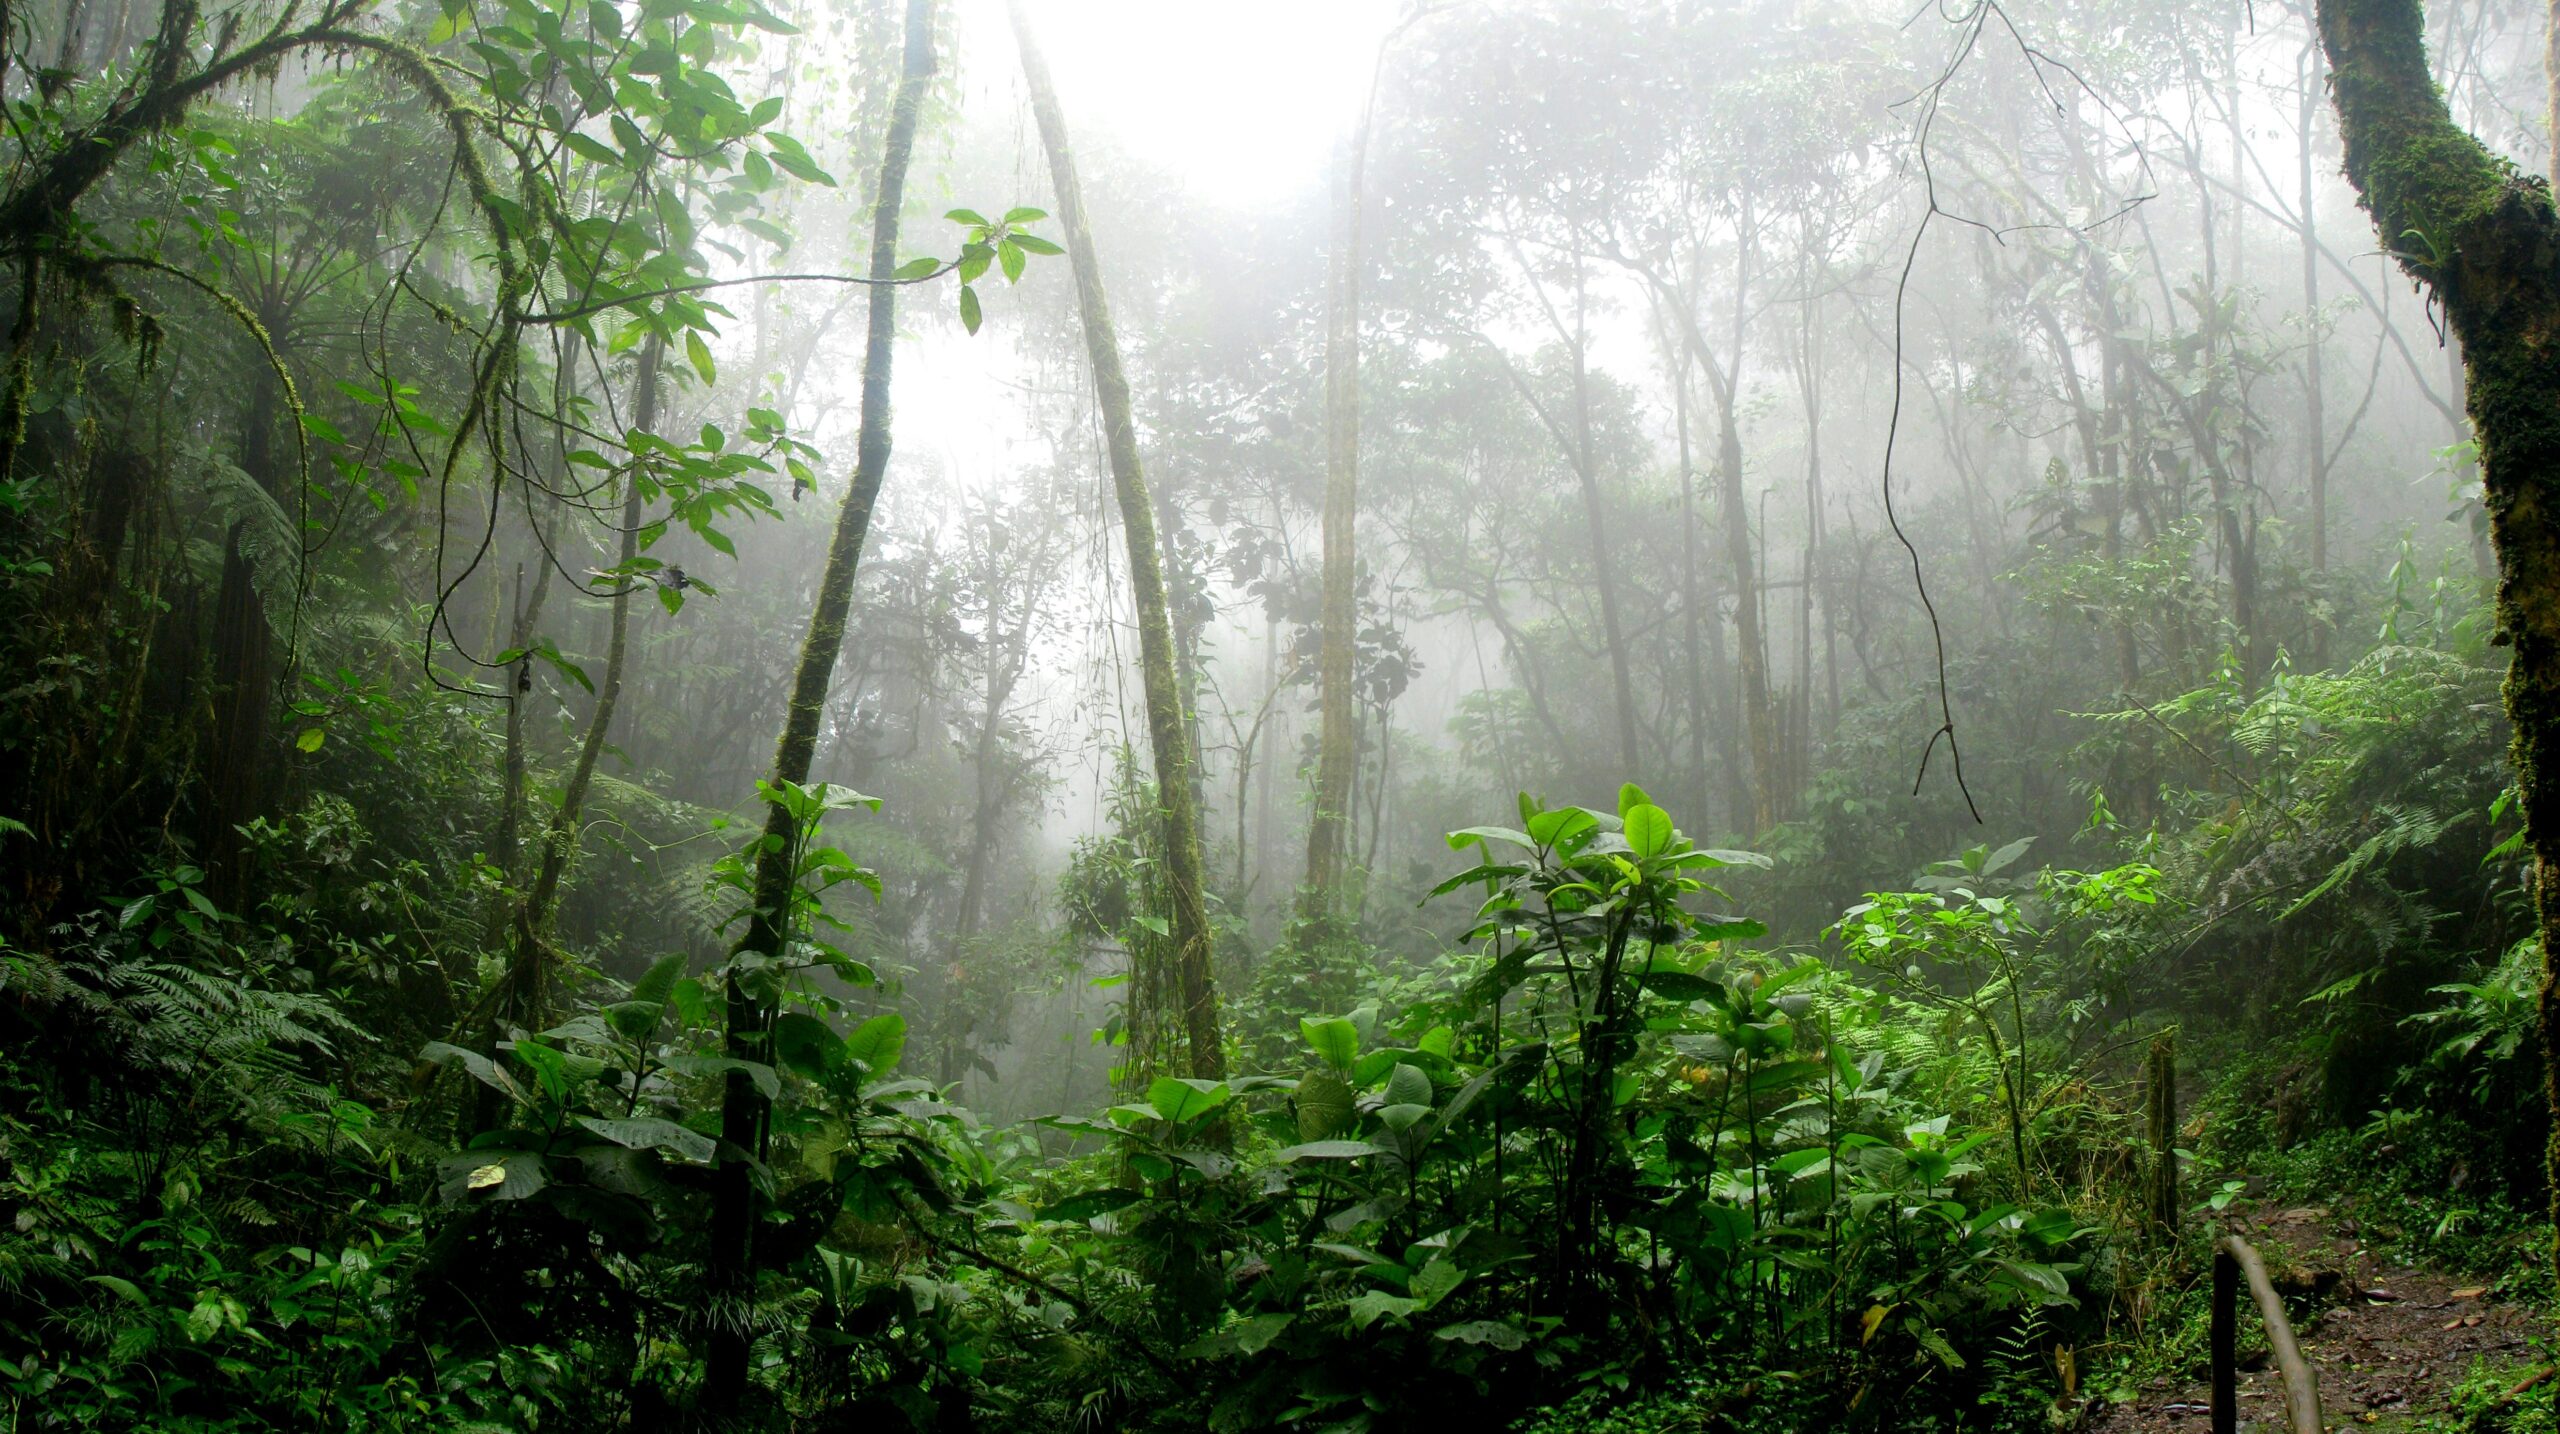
1013, 0, 1223, 1083
703, 0, 935, 1412
2317, 0, 2560, 1282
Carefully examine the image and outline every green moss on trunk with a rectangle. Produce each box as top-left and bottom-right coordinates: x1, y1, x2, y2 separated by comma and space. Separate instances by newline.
2319, 0, 2560, 1282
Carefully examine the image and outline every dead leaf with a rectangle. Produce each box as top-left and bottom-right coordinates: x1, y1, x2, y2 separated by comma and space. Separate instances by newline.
2451, 1286, 2488, 1300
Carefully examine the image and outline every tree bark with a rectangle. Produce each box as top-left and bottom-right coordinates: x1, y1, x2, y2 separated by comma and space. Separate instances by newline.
704, 0, 935, 1411
2316, 0, 2560, 1284
1012, 0, 1223, 1084
203, 368, 283, 908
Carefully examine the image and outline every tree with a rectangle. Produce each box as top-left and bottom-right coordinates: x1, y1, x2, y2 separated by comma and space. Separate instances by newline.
1011, 0, 1224, 1084
2314, 0, 2560, 1278
706, 0, 936, 1410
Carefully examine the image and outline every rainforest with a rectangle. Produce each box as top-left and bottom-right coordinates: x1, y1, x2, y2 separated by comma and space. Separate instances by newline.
0, 0, 2555, 1429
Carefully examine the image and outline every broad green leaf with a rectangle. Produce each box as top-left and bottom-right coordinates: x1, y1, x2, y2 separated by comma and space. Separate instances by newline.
1624, 804, 1673, 860
772, 1010, 839, 1079
1435, 1320, 1527, 1350
574, 1115, 715, 1163
1295, 1065, 1354, 1139
1270, 1139, 1391, 1161
1300, 1015, 1358, 1069
843, 1013, 906, 1075
1384, 1062, 1432, 1109
1147, 1076, 1230, 1125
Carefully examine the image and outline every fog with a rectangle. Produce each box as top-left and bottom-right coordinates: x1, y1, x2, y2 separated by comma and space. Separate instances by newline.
553, 0, 2521, 1112
0, 0, 2519, 1116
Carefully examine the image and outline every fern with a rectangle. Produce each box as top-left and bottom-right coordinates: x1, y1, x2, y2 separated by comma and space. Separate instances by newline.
193, 447, 304, 642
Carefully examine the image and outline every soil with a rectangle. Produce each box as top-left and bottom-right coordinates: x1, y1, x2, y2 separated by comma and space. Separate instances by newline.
2088, 1205, 2554, 1432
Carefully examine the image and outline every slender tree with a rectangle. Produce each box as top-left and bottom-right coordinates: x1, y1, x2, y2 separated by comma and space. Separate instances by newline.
1303, 127, 1365, 919
704, 0, 935, 1410
2315, 0, 2560, 1280
487, 338, 660, 1039
1012, 0, 1224, 1082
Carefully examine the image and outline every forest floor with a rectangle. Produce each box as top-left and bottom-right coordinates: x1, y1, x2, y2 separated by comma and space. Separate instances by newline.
2091, 1205, 2555, 1432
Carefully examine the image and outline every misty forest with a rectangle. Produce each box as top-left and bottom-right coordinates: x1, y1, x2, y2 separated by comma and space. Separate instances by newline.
10, 0, 2560, 1428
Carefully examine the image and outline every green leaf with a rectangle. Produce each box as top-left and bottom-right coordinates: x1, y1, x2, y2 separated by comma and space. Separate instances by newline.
1271, 1139, 1391, 1161
1180, 1311, 1295, 1360
1384, 1062, 1432, 1109
1147, 1076, 1231, 1125
1300, 1016, 1358, 1069
1617, 782, 1653, 819
945, 208, 991, 227
1636, 969, 1717, 1002
997, 239, 1025, 284
663, 1054, 780, 1100
843, 1012, 906, 1075
1624, 803, 1673, 860
1294, 1065, 1354, 1140
1524, 806, 1597, 850
420, 1041, 527, 1106
84, 1275, 146, 1305
958, 284, 982, 335
1345, 1289, 1421, 1329
295, 727, 325, 752
1435, 1320, 1528, 1350
685, 330, 717, 385
1009, 232, 1063, 256
772, 1010, 839, 1080
611, 113, 650, 162
573, 1115, 714, 1163
1000, 206, 1047, 224
437, 1149, 546, 1202
765, 135, 833, 185
893, 255, 940, 280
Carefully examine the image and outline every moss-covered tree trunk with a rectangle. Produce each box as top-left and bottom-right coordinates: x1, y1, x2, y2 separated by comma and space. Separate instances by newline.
703, 0, 935, 1412
2316, 0, 2560, 1281
1012, 0, 1224, 1083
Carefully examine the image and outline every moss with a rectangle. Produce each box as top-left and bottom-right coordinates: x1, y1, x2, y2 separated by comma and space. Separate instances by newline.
2318, 0, 2560, 1285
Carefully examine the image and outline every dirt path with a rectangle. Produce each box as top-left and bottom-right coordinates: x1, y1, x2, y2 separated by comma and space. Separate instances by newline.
2091, 1207, 2552, 1432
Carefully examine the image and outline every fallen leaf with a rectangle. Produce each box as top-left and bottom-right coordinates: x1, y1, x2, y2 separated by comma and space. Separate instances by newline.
2450, 1286, 2488, 1300
467, 1164, 506, 1190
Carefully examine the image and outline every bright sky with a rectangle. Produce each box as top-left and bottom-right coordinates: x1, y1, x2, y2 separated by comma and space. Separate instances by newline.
967, 0, 1400, 208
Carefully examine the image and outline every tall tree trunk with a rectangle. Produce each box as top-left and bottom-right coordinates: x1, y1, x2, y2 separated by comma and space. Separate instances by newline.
490, 339, 658, 1039
704, 0, 935, 1412
2316, 0, 2560, 1285
1709, 226, 1776, 829
204, 369, 283, 909
1012, 0, 1223, 1084
1570, 261, 1643, 778
1669, 338, 1712, 826
1304, 122, 1365, 922
2301, 37, 2330, 602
